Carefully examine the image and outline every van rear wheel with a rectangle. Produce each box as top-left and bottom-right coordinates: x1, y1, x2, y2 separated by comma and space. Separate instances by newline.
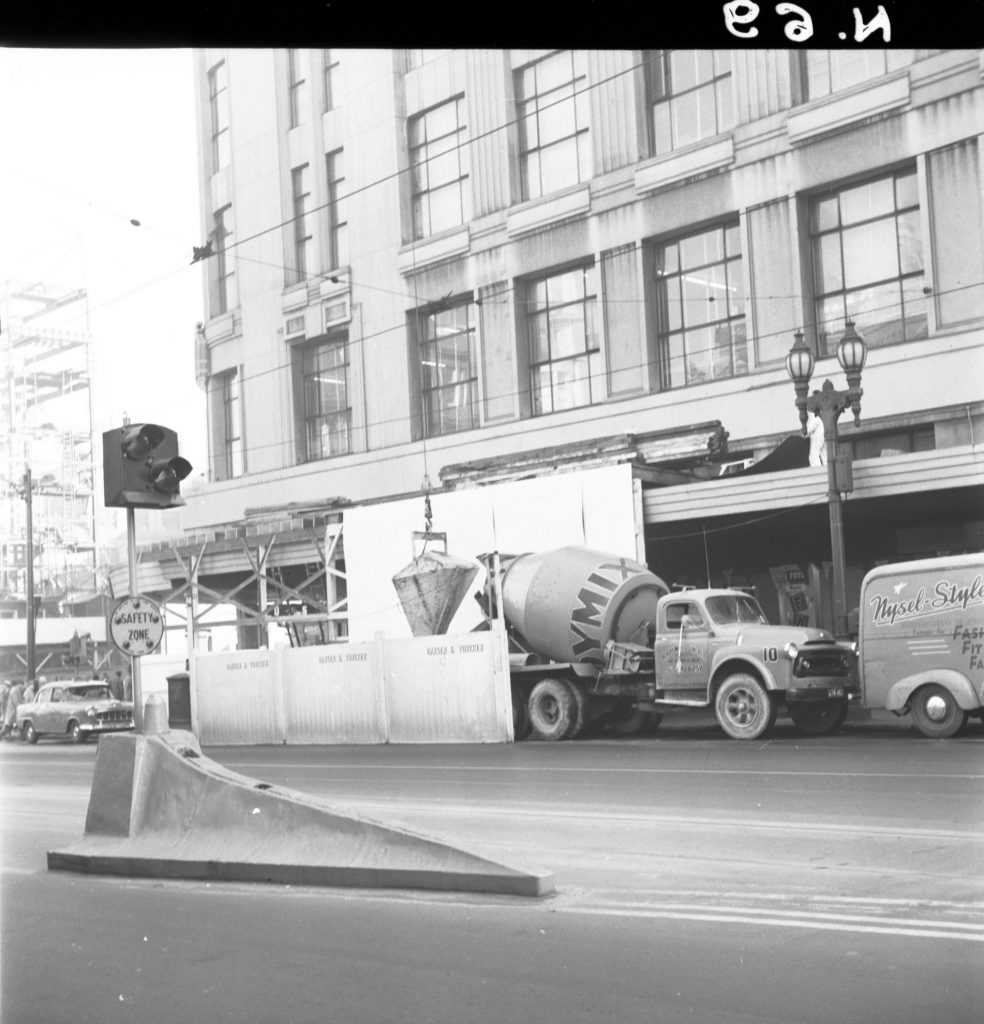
910, 684, 967, 739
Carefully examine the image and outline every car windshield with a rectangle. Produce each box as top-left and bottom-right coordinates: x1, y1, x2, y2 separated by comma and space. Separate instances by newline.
65, 685, 113, 701
704, 595, 769, 626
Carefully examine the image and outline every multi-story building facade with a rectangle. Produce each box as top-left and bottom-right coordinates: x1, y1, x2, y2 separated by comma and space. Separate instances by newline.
177, 48, 984, 646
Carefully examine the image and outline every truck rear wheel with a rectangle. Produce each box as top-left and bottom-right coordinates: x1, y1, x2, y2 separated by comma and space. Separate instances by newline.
910, 684, 967, 739
512, 686, 532, 741
528, 678, 578, 741
715, 673, 776, 740
788, 698, 848, 736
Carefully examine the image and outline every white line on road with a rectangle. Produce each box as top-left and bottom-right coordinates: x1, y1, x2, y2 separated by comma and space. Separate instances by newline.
551, 904, 984, 942
219, 761, 984, 781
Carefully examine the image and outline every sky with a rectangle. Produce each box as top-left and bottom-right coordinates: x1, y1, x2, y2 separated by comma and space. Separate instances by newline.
0, 47, 208, 482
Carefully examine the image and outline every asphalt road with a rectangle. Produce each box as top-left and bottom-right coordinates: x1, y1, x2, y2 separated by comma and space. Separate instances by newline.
2, 711, 982, 1024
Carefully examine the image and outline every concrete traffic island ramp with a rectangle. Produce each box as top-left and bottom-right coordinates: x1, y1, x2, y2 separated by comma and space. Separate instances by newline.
47, 730, 555, 898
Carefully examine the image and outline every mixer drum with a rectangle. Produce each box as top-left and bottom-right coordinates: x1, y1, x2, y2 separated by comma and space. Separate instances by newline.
500, 546, 669, 665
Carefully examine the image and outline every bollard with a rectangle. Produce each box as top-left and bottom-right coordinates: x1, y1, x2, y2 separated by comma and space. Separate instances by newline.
143, 694, 168, 735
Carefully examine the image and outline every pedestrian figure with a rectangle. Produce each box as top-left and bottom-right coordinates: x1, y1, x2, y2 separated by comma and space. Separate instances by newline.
22, 678, 37, 703
807, 411, 826, 467
110, 669, 124, 701
123, 670, 133, 703
1, 679, 27, 739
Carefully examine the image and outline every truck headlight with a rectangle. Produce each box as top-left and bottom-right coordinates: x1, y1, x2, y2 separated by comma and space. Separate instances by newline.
784, 642, 799, 660
85, 705, 98, 718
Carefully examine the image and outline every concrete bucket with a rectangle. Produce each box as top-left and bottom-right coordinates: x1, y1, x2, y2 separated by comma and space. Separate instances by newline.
392, 550, 480, 636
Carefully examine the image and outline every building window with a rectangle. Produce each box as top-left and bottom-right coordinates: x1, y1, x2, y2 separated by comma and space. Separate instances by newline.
300, 334, 350, 460
516, 51, 591, 201
849, 424, 935, 462
418, 301, 477, 437
654, 222, 747, 389
325, 150, 348, 270
211, 205, 236, 315
527, 265, 602, 415
646, 50, 734, 156
406, 49, 448, 70
218, 370, 244, 479
803, 50, 915, 100
289, 165, 313, 285
409, 97, 469, 240
810, 168, 927, 355
288, 49, 309, 128
323, 49, 339, 111
207, 61, 230, 170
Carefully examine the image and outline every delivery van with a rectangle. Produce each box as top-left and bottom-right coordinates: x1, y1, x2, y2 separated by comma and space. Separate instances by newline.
857, 553, 984, 737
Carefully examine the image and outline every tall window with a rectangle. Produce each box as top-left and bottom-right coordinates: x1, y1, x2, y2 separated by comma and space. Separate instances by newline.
516, 51, 591, 201
325, 150, 348, 270
288, 49, 309, 128
300, 334, 350, 459
289, 165, 313, 285
323, 49, 339, 111
804, 50, 915, 100
654, 222, 747, 389
409, 97, 469, 239
211, 205, 237, 315
218, 370, 244, 479
527, 265, 602, 415
646, 50, 734, 155
810, 168, 927, 354
207, 61, 230, 170
418, 302, 477, 436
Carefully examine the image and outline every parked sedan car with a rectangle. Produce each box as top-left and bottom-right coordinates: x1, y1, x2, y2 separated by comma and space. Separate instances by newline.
16, 681, 134, 743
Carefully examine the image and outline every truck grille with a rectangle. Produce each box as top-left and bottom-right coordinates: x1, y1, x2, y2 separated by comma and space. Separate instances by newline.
793, 648, 850, 678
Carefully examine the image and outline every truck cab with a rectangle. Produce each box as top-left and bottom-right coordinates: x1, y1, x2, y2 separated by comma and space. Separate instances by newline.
641, 589, 857, 739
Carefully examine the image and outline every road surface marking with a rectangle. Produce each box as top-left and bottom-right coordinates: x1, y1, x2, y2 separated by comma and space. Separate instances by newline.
550, 903, 984, 942
220, 761, 984, 781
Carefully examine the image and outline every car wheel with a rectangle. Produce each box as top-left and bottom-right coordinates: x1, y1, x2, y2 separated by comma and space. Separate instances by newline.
23, 722, 39, 744
715, 672, 776, 740
910, 684, 967, 739
69, 721, 85, 744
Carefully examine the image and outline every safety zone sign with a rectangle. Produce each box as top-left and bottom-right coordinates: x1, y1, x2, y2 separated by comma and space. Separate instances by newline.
110, 595, 164, 656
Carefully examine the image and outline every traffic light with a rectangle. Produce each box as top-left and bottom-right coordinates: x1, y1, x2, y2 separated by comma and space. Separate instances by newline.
102, 423, 193, 509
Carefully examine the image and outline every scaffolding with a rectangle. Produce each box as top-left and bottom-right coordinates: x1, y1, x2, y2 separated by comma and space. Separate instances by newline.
1, 279, 99, 615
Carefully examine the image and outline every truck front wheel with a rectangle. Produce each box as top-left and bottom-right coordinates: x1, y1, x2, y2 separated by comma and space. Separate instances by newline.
788, 698, 849, 736
715, 673, 776, 740
528, 678, 578, 741
910, 684, 967, 739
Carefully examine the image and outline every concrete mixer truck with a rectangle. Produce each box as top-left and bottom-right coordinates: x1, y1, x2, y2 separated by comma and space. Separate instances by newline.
476, 546, 858, 742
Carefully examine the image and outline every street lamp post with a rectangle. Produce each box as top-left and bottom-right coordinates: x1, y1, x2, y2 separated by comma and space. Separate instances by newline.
786, 321, 867, 639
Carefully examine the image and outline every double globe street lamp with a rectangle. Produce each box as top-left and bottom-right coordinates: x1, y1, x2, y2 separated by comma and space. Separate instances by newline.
786, 321, 868, 639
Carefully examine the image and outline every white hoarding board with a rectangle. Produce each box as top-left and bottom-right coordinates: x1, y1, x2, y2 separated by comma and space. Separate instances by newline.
194, 650, 282, 745
383, 630, 511, 744
281, 642, 384, 744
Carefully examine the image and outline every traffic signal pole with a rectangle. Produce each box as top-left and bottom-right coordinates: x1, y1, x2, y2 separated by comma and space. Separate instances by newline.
24, 465, 37, 682
126, 505, 144, 731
